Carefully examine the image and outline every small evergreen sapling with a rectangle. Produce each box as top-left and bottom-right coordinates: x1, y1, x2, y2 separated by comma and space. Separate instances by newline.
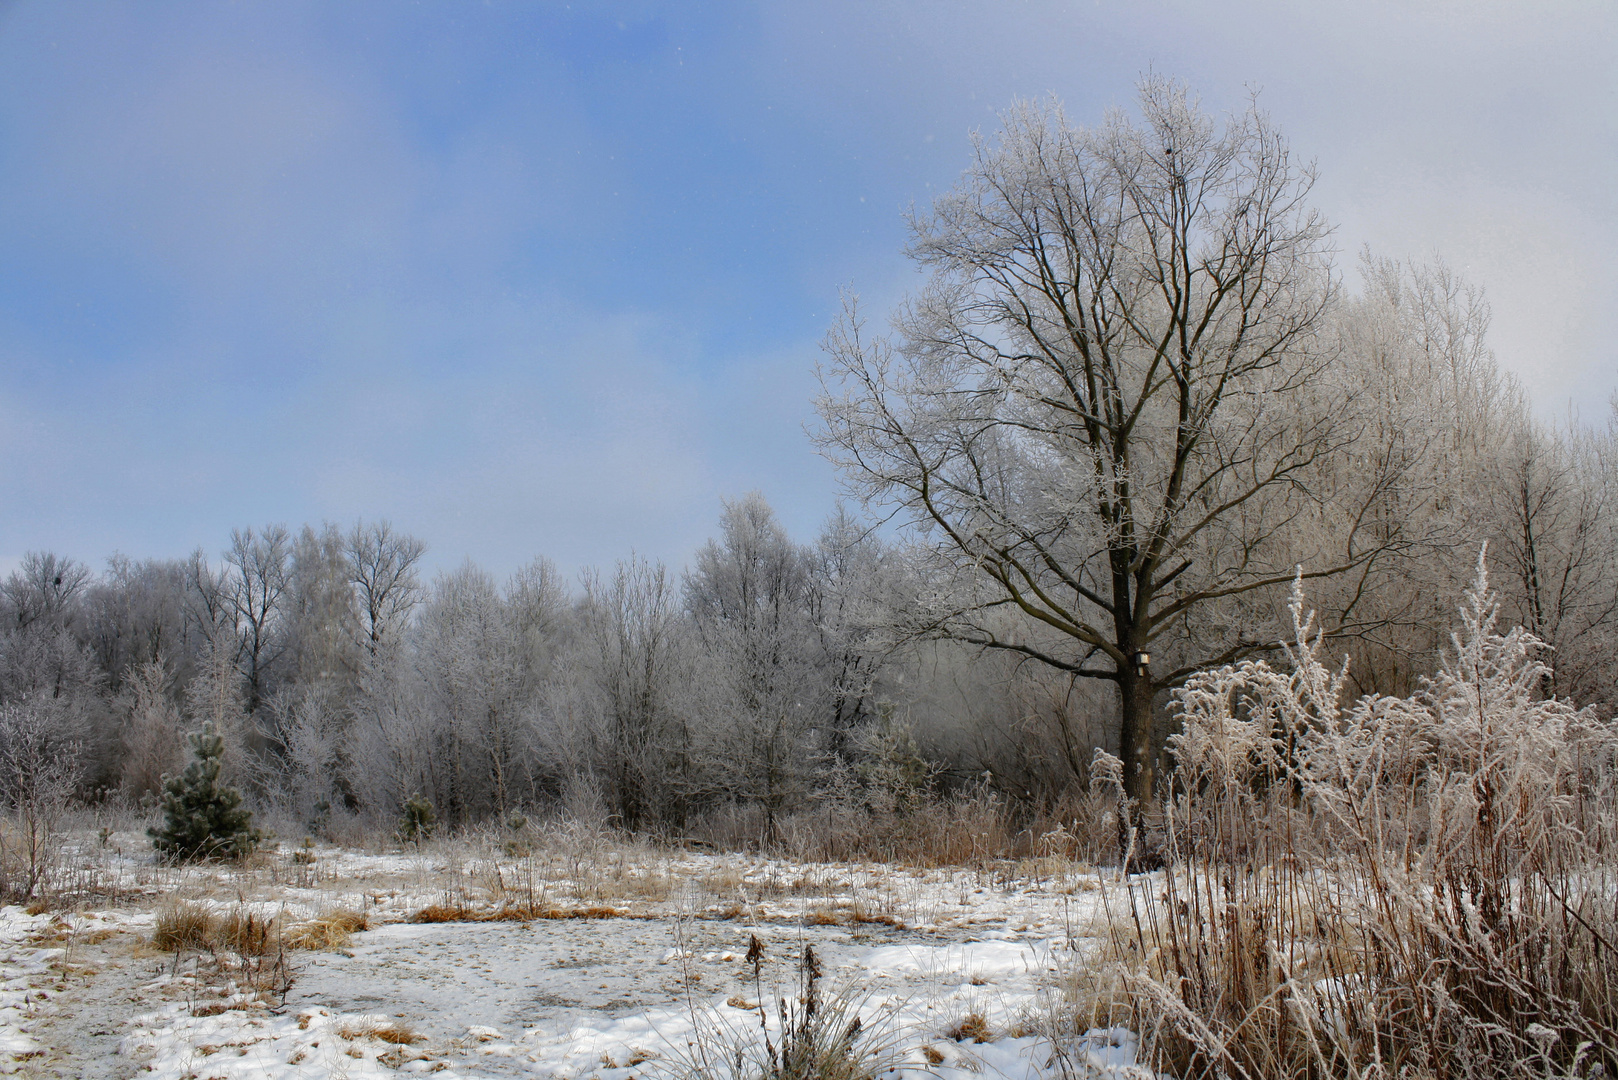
397, 793, 436, 844
149, 722, 262, 861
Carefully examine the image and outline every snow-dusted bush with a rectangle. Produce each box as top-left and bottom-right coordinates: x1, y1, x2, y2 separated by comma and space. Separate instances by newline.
1105, 551, 1618, 1078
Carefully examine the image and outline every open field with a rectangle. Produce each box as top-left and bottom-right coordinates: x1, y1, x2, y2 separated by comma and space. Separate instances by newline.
0, 825, 1153, 1080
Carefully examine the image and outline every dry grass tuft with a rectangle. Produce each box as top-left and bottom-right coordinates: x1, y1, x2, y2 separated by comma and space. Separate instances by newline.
153, 901, 220, 951
283, 909, 369, 950
153, 902, 279, 956
410, 903, 478, 923
699, 866, 747, 896
850, 909, 903, 928
409, 901, 620, 924
615, 871, 674, 902
217, 910, 276, 955
339, 1019, 423, 1045
946, 1012, 994, 1044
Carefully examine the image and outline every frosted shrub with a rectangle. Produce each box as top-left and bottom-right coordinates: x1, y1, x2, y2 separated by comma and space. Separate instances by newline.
1108, 552, 1618, 1079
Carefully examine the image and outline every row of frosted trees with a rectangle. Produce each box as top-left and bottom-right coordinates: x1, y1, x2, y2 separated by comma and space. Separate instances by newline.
0, 503, 914, 838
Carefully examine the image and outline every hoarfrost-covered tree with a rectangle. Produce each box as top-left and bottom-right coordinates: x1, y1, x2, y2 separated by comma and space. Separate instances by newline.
222, 525, 292, 716
507, 556, 568, 690
81, 555, 192, 697
0, 591, 104, 786
417, 563, 533, 825
1, 553, 90, 631
1319, 255, 1521, 696
342, 522, 430, 816
345, 521, 426, 659
1323, 256, 1618, 716
118, 657, 185, 799
347, 635, 432, 819
1492, 415, 1618, 712
0, 699, 82, 897
580, 557, 693, 831
686, 493, 820, 838
284, 524, 360, 692
804, 505, 896, 765
818, 80, 1401, 802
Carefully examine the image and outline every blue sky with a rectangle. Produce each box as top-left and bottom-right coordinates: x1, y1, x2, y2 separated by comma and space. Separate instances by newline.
2, 1, 1614, 578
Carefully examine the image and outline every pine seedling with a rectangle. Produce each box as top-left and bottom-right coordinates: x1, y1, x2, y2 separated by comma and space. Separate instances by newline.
397, 793, 437, 844
149, 721, 262, 862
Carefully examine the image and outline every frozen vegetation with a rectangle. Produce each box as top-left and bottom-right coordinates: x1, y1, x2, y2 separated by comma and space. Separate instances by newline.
1, 79, 1615, 1080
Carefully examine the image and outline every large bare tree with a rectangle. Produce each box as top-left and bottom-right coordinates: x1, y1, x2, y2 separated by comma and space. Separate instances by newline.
817, 81, 1399, 802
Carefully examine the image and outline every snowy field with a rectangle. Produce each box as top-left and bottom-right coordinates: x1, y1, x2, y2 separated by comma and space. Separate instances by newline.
3, 830, 1158, 1080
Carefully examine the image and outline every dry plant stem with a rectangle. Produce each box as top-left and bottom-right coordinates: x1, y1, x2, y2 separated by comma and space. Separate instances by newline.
673, 910, 715, 1080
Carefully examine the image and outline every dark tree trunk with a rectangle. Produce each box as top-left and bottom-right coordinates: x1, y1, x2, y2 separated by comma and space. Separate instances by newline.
1117, 667, 1156, 805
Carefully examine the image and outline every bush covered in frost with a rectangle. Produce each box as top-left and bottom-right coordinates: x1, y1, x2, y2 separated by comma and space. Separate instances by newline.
1093, 551, 1618, 1079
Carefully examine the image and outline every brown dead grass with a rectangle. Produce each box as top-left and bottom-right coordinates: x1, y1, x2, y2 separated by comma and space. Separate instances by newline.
339, 1019, 423, 1045
153, 902, 220, 951
851, 909, 904, 928
946, 1013, 994, 1044
490, 901, 558, 921
409, 901, 621, 924
699, 867, 747, 896
154, 902, 275, 955
283, 909, 370, 950
612, 871, 674, 902
217, 911, 275, 955
410, 903, 476, 923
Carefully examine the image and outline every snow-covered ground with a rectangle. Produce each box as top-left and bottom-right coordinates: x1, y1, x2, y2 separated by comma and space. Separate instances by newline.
5, 832, 1159, 1079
